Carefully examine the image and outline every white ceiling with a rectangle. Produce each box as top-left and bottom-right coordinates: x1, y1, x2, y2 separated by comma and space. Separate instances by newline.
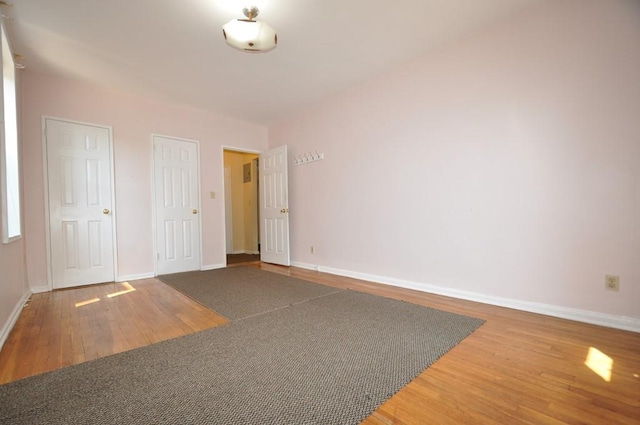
5, 0, 545, 126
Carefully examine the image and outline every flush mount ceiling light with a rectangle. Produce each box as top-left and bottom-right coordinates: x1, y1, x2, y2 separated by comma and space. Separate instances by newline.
222, 6, 277, 53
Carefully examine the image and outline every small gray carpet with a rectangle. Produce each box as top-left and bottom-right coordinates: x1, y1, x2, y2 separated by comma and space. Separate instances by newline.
159, 267, 342, 320
0, 269, 484, 425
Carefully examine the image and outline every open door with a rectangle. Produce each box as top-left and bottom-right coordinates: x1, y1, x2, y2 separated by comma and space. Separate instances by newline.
259, 145, 290, 266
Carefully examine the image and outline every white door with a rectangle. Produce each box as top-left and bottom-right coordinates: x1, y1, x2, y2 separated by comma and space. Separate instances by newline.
45, 118, 115, 289
259, 145, 290, 266
153, 135, 201, 275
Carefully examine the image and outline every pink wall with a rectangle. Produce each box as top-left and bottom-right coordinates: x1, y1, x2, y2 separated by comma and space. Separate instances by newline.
0, 239, 28, 339
0, 71, 29, 343
21, 71, 267, 287
269, 0, 640, 319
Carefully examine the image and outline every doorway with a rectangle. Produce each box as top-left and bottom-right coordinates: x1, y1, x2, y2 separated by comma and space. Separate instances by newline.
223, 150, 259, 265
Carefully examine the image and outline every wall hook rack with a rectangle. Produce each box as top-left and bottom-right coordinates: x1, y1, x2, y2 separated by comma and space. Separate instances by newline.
293, 151, 324, 165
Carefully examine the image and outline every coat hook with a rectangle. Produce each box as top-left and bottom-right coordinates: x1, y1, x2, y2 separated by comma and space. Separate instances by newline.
294, 150, 324, 165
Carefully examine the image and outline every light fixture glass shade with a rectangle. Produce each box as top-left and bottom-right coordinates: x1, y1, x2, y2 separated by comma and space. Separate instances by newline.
222, 19, 277, 53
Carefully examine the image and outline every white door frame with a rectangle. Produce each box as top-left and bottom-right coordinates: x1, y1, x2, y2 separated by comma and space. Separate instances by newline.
41, 116, 118, 291
152, 134, 203, 275
221, 146, 261, 265
224, 166, 233, 254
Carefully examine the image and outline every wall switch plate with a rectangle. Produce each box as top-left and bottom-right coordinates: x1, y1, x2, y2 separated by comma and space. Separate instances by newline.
605, 275, 620, 291
210, 191, 215, 199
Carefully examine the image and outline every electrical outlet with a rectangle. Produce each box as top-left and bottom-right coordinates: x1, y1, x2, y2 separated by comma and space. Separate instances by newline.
210, 191, 216, 199
605, 275, 620, 291
310, 246, 314, 254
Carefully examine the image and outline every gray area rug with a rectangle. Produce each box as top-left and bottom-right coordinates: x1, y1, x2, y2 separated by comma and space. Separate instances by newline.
158, 267, 342, 320
0, 268, 484, 425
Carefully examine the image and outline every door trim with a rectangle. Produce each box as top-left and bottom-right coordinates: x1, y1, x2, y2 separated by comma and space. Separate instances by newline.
224, 166, 233, 254
152, 133, 203, 276
41, 116, 118, 291
221, 146, 261, 267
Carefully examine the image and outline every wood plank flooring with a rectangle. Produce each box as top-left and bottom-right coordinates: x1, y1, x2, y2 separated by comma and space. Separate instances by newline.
0, 279, 227, 384
1, 264, 638, 424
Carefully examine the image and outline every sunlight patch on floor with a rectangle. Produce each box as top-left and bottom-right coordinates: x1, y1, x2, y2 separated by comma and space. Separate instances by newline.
74, 282, 136, 307
74, 298, 101, 308
585, 346, 613, 382
107, 282, 136, 298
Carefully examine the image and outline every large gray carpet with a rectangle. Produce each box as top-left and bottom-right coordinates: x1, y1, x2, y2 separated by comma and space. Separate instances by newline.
0, 268, 484, 425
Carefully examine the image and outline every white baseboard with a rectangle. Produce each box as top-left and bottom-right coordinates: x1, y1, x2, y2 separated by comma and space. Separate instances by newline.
30, 273, 153, 290
229, 250, 259, 255
116, 272, 155, 282
317, 265, 640, 333
0, 290, 31, 352
291, 261, 319, 271
202, 263, 226, 271
30, 284, 51, 294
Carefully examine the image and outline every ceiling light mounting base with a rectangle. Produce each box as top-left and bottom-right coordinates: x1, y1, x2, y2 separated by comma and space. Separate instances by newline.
242, 6, 259, 21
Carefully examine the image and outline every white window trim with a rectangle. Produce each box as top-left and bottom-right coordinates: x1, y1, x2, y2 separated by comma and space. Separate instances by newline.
0, 21, 21, 244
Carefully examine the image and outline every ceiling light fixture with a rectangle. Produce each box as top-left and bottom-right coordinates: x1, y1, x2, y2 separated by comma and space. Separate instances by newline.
222, 6, 277, 53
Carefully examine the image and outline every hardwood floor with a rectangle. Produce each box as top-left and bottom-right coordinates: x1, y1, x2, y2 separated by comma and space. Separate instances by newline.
1, 264, 639, 424
226, 253, 260, 265
0, 279, 227, 384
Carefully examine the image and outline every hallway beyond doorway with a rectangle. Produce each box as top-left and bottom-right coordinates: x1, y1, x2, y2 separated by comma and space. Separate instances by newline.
226, 253, 260, 265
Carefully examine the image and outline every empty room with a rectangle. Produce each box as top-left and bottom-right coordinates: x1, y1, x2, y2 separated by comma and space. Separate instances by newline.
0, 0, 638, 423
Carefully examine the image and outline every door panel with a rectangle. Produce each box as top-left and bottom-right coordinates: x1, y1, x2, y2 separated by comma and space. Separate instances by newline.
154, 136, 201, 275
46, 119, 115, 289
259, 145, 290, 266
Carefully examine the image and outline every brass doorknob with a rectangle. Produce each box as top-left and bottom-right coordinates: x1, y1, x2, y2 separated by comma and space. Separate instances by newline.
192, 209, 198, 214
103, 209, 110, 215
280, 208, 289, 213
